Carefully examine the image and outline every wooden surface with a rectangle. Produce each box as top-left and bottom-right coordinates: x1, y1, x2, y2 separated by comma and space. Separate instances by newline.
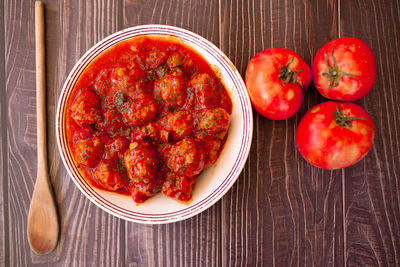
1, 0, 399, 266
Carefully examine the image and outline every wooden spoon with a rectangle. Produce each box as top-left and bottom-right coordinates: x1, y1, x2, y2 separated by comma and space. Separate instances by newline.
27, 1, 59, 254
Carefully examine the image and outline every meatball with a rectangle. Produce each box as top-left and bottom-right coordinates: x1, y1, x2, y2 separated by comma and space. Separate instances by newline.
166, 138, 205, 177
94, 69, 112, 97
167, 52, 184, 69
94, 157, 127, 191
155, 73, 187, 109
73, 125, 93, 143
190, 73, 221, 109
162, 172, 196, 202
145, 51, 168, 69
129, 119, 174, 144
74, 135, 105, 167
120, 92, 158, 127
127, 173, 163, 203
100, 96, 129, 136
70, 89, 102, 127
102, 106, 128, 136
124, 141, 159, 184
197, 108, 230, 139
130, 122, 158, 142
111, 63, 145, 94
157, 143, 172, 162
112, 67, 131, 90
104, 136, 129, 159
195, 134, 221, 168
166, 110, 194, 141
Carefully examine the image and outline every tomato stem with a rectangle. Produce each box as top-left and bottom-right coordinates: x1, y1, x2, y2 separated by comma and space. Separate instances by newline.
320, 48, 361, 89
333, 106, 367, 128
278, 57, 304, 89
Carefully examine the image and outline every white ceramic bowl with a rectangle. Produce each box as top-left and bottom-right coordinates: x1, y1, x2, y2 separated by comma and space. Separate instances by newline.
56, 25, 253, 224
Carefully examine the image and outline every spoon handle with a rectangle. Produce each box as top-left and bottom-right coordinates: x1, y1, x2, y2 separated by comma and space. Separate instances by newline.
27, 1, 59, 255
36, 1, 47, 166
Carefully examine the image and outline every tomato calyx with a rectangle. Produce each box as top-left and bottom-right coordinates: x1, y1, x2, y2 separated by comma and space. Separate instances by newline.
321, 48, 360, 89
278, 57, 304, 89
333, 106, 367, 128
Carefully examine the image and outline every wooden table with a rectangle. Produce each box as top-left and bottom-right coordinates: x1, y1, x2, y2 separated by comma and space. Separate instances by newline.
1, 0, 399, 266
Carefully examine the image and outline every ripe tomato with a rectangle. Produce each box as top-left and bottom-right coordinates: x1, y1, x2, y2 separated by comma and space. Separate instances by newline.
312, 37, 376, 101
296, 101, 375, 170
245, 48, 312, 120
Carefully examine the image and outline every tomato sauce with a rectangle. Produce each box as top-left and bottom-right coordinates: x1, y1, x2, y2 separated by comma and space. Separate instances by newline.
66, 36, 232, 203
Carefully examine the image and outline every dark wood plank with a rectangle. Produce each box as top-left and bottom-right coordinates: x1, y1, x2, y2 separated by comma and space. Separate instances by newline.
5, 0, 124, 265
5, 1, 38, 265
219, 0, 343, 266
0, 0, 7, 265
339, 0, 400, 266
123, 0, 220, 46
122, 0, 222, 266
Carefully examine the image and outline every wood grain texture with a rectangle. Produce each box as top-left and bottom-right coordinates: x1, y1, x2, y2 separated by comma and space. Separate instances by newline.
5, 0, 124, 265
122, 1, 222, 266
0, 0, 7, 265
5, 1, 38, 265
219, 0, 343, 266
339, 0, 400, 266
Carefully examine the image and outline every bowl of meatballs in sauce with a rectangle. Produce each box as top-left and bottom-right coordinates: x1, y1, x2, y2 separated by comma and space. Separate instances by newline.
57, 25, 253, 223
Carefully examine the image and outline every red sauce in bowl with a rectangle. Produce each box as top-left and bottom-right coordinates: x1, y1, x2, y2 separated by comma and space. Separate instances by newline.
65, 36, 232, 203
